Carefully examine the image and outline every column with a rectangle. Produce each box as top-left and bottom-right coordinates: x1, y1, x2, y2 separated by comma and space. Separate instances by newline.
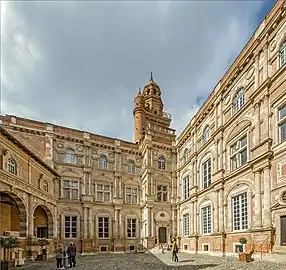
215, 190, 219, 232
82, 173, 86, 195
254, 53, 259, 89
193, 200, 197, 235
263, 38, 269, 80
28, 194, 34, 237
83, 207, 88, 238
263, 166, 271, 227
87, 173, 91, 195
215, 140, 219, 172
114, 209, 118, 238
254, 170, 262, 228
191, 202, 194, 235
218, 189, 224, 232
89, 207, 93, 238
254, 102, 261, 146
53, 208, 58, 238
114, 176, 118, 198
219, 96, 223, 127
118, 177, 122, 198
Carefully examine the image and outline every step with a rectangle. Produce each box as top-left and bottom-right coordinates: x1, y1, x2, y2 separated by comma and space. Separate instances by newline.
273, 246, 286, 255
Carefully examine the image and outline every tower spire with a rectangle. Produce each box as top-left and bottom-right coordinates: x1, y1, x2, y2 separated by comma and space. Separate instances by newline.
150, 72, 154, 82
138, 87, 141, 94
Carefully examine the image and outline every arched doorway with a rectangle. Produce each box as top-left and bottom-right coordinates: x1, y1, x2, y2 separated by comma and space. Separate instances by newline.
158, 227, 167, 243
34, 205, 53, 239
0, 192, 27, 237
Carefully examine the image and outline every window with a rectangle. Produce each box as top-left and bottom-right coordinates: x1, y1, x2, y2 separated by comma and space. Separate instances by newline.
37, 227, 48, 238
202, 158, 211, 188
202, 126, 210, 144
127, 161, 136, 174
98, 217, 109, 238
63, 180, 79, 199
232, 192, 248, 231
157, 185, 168, 202
8, 157, 17, 175
183, 148, 188, 163
202, 205, 212, 234
99, 155, 108, 169
233, 88, 245, 113
42, 180, 48, 192
230, 136, 248, 170
158, 156, 166, 170
65, 216, 77, 238
125, 188, 138, 204
64, 149, 76, 164
280, 41, 286, 67
234, 244, 243, 253
96, 184, 111, 201
183, 176, 190, 200
278, 105, 286, 143
127, 218, 136, 238
183, 214, 190, 236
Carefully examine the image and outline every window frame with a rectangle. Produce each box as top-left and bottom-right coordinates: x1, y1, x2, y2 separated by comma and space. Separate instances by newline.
127, 160, 136, 174
230, 135, 248, 171
62, 180, 79, 200
202, 125, 210, 145
156, 184, 168, 202
127, 218, 137, 238
232, 192, 248, 232
7, 157, 17, 175
280, 41, 286, 67
183, 148, 189, 163
96, 183, 111, 202
98, 217, 109, 239
233, 88, 245, 114
64, 216, 77, 239
278, 104, 286, 143
64, 149, 76, 164
158, 156, 166, 170
201, 205, 212, 235
183, 176, 190, 200
202, 158, 212, 189
99, 155, 108, 170
183, 213, 190, 236
125, 187, 138, 204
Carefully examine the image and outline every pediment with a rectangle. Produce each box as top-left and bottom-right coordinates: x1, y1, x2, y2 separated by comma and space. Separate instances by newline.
61, 168, 82, 178
226, 119, 251, 143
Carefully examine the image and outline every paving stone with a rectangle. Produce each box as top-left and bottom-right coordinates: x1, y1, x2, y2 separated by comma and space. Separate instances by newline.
19, 252, 286, 270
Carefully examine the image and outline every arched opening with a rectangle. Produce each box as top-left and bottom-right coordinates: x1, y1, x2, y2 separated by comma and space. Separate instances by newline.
158, 227, 167, 243
0, 192, 27, 237
34, 205, 53, 238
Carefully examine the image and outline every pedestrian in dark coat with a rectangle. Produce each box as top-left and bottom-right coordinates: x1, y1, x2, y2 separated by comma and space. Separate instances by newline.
67, 242, 76, 268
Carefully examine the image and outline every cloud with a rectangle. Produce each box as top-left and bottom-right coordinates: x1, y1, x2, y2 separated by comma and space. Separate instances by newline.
1, 1, 270, 141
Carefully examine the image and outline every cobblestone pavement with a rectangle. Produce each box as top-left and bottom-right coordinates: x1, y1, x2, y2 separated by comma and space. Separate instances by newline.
19, 252, 286, 270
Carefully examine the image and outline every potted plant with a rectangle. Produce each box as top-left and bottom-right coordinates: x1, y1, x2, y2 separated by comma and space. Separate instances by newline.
36, 238, 50, 261
0, 235, 20, 270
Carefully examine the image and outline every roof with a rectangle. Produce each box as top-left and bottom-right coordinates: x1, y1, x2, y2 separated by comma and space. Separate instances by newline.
0, 126, 60, 177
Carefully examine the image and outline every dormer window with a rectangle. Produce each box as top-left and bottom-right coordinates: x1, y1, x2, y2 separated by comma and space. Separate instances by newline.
202, 126, 210, 145
8, 157, 17, 175
280, 41, 286, 67
233, 88, 245, 113
127, 160, 136, 174
158, 156, 166, 170
99, 155, 108, 170
65, 149, 76, 164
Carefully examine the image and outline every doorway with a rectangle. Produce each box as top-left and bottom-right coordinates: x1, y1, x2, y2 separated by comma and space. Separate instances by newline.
158, 227, 167, 243
281, 216, 286, 246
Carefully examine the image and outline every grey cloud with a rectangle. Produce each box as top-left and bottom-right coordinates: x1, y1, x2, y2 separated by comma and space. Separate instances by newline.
2, 1, 269, 141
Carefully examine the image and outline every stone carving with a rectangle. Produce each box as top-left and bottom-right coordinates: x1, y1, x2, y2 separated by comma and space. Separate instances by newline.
270, 39, 277, 52
77, 145, 83, 152
109, 153, 114, 158
246, 66, 255, 79
153, 151, 158, 156
281, 191, 286, 203
136, 158, 141, 164
57, 143, 64, 148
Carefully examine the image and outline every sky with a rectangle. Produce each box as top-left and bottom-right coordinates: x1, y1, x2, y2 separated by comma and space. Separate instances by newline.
1, 0, 276, 142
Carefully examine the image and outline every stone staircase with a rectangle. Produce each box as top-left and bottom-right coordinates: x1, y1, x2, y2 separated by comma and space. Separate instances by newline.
273, 246, 286, 255
257, 246, 286, 265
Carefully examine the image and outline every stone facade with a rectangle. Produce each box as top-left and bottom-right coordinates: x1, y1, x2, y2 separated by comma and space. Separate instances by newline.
0, 0, 285, 261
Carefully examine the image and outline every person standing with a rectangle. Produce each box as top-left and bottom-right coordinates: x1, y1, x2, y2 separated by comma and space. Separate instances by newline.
172, 239, 179, 263
55, 244, 63, 270
67, 242, 76, 268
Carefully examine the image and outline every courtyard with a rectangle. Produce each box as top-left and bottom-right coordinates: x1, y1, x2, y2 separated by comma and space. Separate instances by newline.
18, 252, 286, 270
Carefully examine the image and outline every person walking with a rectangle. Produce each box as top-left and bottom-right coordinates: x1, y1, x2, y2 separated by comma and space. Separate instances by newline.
172, 239, 179, 263
63, 246, 69, 269
55, 244, 63, 270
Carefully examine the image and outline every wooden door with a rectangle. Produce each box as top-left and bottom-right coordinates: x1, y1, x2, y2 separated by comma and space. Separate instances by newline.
281, 216, 286, 246
158, 227, 167, 243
